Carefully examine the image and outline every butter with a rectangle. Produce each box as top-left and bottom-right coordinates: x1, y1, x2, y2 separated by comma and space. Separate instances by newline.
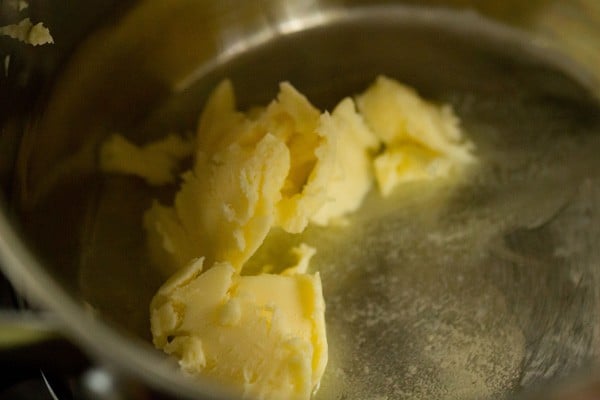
144, 133, 291, 276
311, 98, 378, 225
0, 18, 53, 46
260, 83, 336, 234
357, 76, 474, 196
151, 259, 327, 400
98, 76, 476, 400
143, 81, 339, 276
100, 133, 192, 185
194, 80, 336, 234
281, 243, 317, 276
373, 144, 455, 196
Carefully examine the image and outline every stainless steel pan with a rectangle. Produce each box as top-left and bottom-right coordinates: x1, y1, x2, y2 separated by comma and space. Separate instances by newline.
1, 1, 600, 399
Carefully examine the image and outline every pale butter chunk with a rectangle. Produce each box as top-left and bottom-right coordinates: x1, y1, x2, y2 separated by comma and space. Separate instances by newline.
0, 18, 53, 46
144, 133, 291, 276
151, 259, 328, 400
143, 79, 335, 277
194, 80, 253, 156
357, 76, 474, 196
310, 98, 379, 225
196, 79, 337, 234
257, 83, 337, 234
281, 243, 317, 276
100, 133, 192, 185
372, 144, 456, 196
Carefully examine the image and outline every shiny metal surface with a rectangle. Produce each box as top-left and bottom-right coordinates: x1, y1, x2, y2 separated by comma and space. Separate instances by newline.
1, 1, 600, 399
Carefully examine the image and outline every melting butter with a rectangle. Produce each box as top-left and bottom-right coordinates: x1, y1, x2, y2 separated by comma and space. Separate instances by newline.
100, 76, 474, 399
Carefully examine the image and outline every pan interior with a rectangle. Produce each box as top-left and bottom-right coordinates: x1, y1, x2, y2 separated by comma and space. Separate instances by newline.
17, 5, 600, 400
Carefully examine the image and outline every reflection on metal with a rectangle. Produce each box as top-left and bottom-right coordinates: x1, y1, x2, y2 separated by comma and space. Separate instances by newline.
81, 368, 116, 399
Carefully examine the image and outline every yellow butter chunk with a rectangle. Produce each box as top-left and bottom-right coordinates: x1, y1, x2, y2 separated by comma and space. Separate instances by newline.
281, 243, 317, 276
311, 98, 379, 225
195, 80, 252, 156
357, 76, 474, 196
196, 80, 336, 234
100, 133, 192, 185
144, 81, 338, 277
0, 18, 54, 46
151, 259, 327, 400
144, 133, 290, 276
258, 83, 336, 234
373, 144, 456, 196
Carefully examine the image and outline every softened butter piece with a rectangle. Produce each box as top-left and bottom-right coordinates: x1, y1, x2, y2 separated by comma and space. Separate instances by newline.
143, 80, 335, 276
311, 98, 379, 225
144, 133, 291, 276
373, 144, 455, 196
281, 243, 317, 276
151, 259, 327, 400
258, 83, 336, 234
357, 75, 474, 196
194, 80, 252, 156
100, 133, 192, 185
196, 80, 336, 234
249, 242, 316, 276
0, 18, 54, 46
